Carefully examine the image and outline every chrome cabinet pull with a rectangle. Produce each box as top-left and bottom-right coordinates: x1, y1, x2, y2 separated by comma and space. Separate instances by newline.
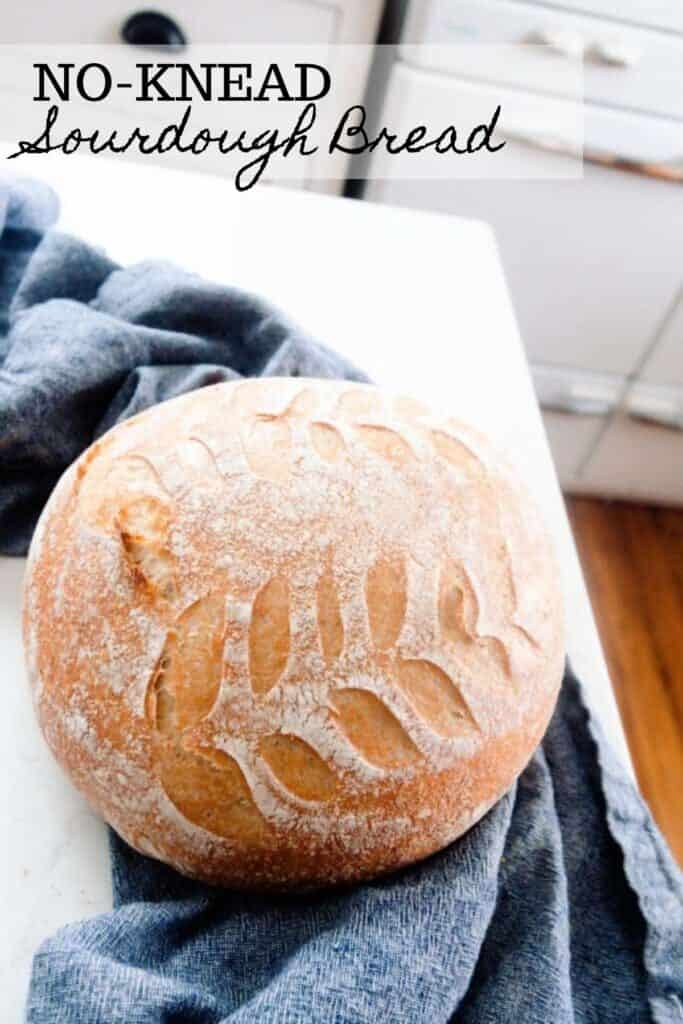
526, 28, 584, 59
588, 40, 642, 68
538, 394, 614, 416
627, 396, 683, 431
532, 368, 619, 417
506, 128, 683, 184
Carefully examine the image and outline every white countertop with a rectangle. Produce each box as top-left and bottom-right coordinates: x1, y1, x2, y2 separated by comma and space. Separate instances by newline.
0, 153, 631, 1020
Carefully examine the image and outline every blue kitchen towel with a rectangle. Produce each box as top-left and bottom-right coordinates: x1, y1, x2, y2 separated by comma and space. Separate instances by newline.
0, 178, 366, 556
2, 179, 681, 1024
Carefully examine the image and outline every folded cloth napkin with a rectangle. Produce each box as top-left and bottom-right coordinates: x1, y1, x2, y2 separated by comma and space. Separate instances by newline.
2, 178, 681, 1024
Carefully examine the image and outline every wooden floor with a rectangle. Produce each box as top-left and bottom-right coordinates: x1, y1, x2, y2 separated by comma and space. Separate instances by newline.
567, 497, 683, 866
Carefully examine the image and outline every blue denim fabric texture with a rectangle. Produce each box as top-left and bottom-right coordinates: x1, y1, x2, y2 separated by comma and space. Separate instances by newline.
2, 179, 682, 1024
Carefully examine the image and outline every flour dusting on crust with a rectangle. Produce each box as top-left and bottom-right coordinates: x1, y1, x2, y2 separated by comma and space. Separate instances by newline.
23, 379, 564, 888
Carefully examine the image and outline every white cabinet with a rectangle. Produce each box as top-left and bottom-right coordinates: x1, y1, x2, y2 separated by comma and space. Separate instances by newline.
535, 1, 683, 36
365, 64, 683, 377
531, 364, 621, 486
364, 0, 683, 502
539, 408, 607, 488
403, 0, 683, 120
638, 287, 683, 388
579, 406, 683, 504
0, 0, 379, 45
0, 1, 384, 193
577, 290, 683, 504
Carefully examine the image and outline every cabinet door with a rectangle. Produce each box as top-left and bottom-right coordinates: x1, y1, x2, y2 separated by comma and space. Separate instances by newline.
0, 1, 383, 192
1, 0, 334, 44
365, 64, 683, 377
540, 409, 606, 488
406, 0, 683, 38
403, 0, 683, 120
578, 288, 683, 504
637, 286, 683, 389
531, 364, 621, 487
578, 401, 683, 505
525, 0, 683, 35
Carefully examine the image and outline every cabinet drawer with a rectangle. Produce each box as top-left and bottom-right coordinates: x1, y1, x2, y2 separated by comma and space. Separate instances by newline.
638, 287, 683, 388
403, 0, 683, 121
1, 0, 336, 44
532, 364, 622, 417
580, 400, 683, 505
537, 1, 683, 36
0, 2, 383, 192
541, 409, 606, 487
531, 364, 619, 487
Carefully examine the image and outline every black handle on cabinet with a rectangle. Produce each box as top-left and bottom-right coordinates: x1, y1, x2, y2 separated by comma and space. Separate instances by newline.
121, 10, 187, 51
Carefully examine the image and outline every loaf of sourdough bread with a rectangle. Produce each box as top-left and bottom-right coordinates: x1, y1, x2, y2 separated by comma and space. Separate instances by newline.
23, 378, 563, 888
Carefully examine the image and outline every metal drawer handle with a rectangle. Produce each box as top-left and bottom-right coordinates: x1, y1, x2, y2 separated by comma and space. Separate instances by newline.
506, 128, 683, 184
527, 29, 584, 59
627, 398, 683, 431
538, 394, 614, 416
532, 367, 619, 417
588, 40, 642, 68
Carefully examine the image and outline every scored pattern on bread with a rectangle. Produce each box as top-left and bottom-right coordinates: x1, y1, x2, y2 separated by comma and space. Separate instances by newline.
107, 386, 527, 831
365, 556, 407, 651
336, 387, 381, 420
175, 436, 224, 487
354, 424, 416, 467
27, 378, 563, 881
259, 734, 338, 802
241, 386, 319, 483
118, 495, 178, 604
329, 688, 421, 770
146, 592, 226, 734
158, 742, 268, 841
242, 415, 293, 484
248, 577, 291, 696
438, 561, 512, 678
137, 540, 481, 828
110, 387, 500, 832
430, 428, 485, 478
316, 564, 345, 666
309, 421, 346, 463
396, 659, 478, 738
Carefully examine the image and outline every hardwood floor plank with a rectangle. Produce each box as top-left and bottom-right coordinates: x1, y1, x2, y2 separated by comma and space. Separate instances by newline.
566, 497, 683, 866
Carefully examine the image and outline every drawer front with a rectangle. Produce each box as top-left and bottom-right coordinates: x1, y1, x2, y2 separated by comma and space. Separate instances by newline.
536, 1, 683, 36
540, 409, 606, 487
367, 65, 683, 375
580, 401, 683, 504
638, 287, 683, 388
626, 383, 683, 432
532, 364, 622, 417
0, 2, 384, 191
532, 364, 620, 487
403, 0, 683, 121
1, 0, 337, 44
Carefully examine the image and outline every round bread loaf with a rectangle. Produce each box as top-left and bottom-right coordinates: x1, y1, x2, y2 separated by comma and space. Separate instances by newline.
23, 378, 563, 888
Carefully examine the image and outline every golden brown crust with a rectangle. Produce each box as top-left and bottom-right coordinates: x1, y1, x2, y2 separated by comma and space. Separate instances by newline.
23, 379, 564, 888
